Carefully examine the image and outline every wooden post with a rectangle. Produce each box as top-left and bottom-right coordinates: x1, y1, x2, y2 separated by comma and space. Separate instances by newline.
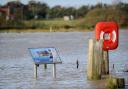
87, 39, 95, 80
53, 63, 56, 78
93, 40, 103, 79
103, 51, 109, 75
87, 39, 103, 80
34, 64, 37, 79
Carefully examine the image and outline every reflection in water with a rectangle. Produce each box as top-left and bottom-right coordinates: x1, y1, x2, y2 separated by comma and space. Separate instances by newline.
0, 30, 128, 89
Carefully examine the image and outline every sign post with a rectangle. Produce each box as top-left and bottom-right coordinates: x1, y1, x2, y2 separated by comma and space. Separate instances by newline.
29, 47, 62, 79
53, 63, 56, 78
34, 64, 38, 79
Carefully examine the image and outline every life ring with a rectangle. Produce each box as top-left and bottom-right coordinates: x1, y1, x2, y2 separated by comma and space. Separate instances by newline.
95, 22, 119, 50
100, 30, 117, 49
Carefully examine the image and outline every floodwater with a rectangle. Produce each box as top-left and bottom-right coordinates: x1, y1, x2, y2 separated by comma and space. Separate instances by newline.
0, 30, 128, 89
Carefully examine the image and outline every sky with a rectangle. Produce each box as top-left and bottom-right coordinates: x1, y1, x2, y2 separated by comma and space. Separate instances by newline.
0, 0, 128, 7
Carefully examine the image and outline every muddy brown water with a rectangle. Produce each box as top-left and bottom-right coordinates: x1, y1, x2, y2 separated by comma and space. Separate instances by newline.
0, 30, 128, 89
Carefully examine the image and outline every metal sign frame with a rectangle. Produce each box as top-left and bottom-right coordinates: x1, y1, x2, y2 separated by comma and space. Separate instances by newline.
28, 47, 62, 64
28, 47, 62, 79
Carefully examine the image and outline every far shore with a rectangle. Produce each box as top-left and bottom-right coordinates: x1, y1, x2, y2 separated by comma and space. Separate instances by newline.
0, 28, 93, 33
0, 28, 127, 33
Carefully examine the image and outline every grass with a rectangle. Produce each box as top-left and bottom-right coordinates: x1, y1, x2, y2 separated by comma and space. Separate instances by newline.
2, 19, 127, 33
24, 19, 80, 29
106, 77, 117, 89
0, 19, 92, 32
37, 19, 78, 26
0, 28, 91, 33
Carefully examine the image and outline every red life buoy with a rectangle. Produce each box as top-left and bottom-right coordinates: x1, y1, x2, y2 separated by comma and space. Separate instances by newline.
95, 22, 119, 50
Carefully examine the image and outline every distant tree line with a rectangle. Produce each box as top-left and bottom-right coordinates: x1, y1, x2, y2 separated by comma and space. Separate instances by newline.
0, 1, 113, 19
0, 1, 128, 20
80, 3, 128, 29
0, 1, 128, 29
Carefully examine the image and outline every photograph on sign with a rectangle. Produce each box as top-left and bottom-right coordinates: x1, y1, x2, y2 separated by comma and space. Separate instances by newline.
29, 47, 61, 64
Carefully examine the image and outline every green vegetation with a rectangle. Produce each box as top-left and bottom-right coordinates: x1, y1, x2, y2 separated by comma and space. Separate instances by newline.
0, 19, 88, 32
0, 1, 128, 32
79, 7, 128, 29
106, 77, 117, 89
24, 19, 79, 29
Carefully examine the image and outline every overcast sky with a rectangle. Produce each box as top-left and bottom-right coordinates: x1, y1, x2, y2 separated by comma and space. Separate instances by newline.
0, 0, 128, 7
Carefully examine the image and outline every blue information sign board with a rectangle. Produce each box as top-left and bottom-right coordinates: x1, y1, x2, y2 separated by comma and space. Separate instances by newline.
28, 47, 62, 64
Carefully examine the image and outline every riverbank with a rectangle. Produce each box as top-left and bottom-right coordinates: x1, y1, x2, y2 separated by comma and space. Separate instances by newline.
0, 28, 92, 33
0, 28, 127, 33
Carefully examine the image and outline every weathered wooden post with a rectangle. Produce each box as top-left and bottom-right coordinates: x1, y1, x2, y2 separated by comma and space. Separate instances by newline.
87, 39, 95, 80
87, 39, 103, 80
93, 39, 103, 79
34, 64, 37, 79
102, 51, 109, 74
